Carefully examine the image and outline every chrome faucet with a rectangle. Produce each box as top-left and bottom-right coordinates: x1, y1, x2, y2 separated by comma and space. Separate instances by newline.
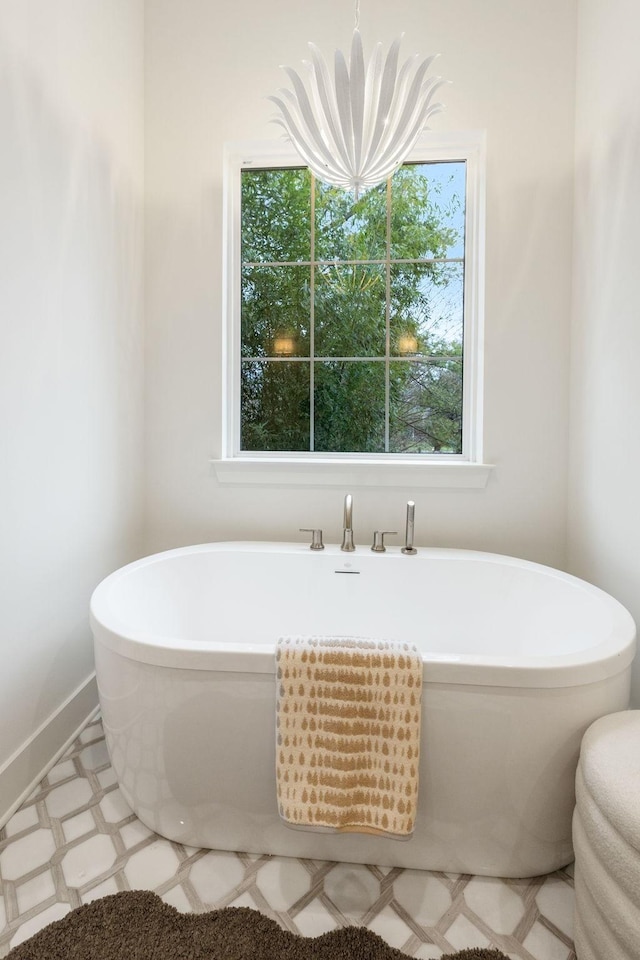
341, 493, 355, 552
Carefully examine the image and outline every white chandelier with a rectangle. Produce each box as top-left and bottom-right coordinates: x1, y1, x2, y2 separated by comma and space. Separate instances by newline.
269, 8, 448, 196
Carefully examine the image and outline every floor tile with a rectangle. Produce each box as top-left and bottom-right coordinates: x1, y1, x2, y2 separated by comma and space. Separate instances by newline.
15, 871, 56, 913
322, 862, 380, 919
99, 788, 133, 823
60, 834, 117, 886
96, 767, 118, 790
9, 903, 70, 949
123, 839, 181, 890
46, 759, 77, 786
119, 819, 154, 849
367, 904, 416, 949
81, 877, 120, 904
254, 857, 311, 912
444, 913, 491, 951
187, 851, 245, 905
291, 898, 338, 937
463, 876, 525, 935
4, 805, 39, 839
161, 885, 193, 913
0, 716, 576, 958
79, 721, 104, 744
393, 870, 452, 927
0, 828, 56, 880
536, 877, 574, 939
522, 919, 571, 960
78, 740, 110, 770
62, 809, 96, 843
228, 891, 258, 910
414, 945, 444, 959
45, 778, 93, 819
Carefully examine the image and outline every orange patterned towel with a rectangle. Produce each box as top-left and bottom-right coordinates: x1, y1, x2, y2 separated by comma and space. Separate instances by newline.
275, 636, 423, 838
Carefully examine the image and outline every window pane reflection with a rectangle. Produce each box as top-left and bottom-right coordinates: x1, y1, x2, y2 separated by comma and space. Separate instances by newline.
314, 265, 386, 357
389, 360, 463, 454
241, 265, 310, 358
314, 361, 385, 453
241, 361, 310, 451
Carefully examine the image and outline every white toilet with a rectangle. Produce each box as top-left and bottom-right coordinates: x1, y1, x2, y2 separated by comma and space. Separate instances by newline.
572, 710, 640, 959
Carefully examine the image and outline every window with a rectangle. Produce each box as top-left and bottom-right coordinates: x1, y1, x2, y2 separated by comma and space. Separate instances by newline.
222, 134, 485, 477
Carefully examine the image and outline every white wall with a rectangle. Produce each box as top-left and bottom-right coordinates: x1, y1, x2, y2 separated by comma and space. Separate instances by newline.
144, 0, 577, 567
0, 0, 145, 819
569, 0, 640, 706
0, 0, 634, 821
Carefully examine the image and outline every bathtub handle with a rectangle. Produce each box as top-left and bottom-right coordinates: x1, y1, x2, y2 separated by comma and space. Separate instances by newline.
300, 528, 325, 551
371, 530, 397, 553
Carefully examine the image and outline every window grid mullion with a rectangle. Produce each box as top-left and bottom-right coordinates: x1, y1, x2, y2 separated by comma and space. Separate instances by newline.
385, 178, 392, 453
309, 175, 315, 452
241, 257, 464, 268
240, 356, 460, 362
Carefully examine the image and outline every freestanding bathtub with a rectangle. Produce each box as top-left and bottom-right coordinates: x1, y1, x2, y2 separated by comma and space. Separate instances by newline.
90, 542, 636, 878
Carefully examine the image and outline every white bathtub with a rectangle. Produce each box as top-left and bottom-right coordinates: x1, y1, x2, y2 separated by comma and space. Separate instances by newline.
91, 542, 636, 877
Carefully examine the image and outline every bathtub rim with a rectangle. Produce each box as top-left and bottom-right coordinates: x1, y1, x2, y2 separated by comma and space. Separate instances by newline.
90, 541, 636, 689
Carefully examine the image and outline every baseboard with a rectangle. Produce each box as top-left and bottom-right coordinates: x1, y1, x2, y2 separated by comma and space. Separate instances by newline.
0, 673, 99, 829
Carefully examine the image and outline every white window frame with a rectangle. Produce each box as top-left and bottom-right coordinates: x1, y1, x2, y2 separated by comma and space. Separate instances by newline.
214, 131, 491, 488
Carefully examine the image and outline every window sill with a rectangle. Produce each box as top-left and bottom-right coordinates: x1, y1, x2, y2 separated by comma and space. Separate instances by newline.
210, 458, 494, 489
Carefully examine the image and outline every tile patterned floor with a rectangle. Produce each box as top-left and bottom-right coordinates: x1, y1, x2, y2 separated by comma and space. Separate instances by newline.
0, 715, 576, 959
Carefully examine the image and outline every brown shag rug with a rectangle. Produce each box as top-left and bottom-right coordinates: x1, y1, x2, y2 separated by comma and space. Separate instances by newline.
7, 890, 510, 960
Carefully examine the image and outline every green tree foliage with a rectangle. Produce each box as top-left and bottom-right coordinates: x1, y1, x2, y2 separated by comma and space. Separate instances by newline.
240, 163, 464, 453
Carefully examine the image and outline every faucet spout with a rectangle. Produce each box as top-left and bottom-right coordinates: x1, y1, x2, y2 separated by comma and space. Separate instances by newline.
341, 493, 355, 552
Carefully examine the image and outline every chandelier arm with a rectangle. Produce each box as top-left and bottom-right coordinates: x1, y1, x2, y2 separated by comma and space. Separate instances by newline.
333, 48, 356, 171
366, 107, 440, 178
368, 56, 437, 167
349, 29, 366, 176
367, 58, 413, 172
386, 55, 439, 146
268, 100, 349, 185
280, 67, 346, 169
363, 91, 446, 181
421, 73, 449, 96
361, 38, 405, 167
360, 42, 384, 165
307, 44, 352, 173
382, 55, 436, 130
283, 67, 340, 156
